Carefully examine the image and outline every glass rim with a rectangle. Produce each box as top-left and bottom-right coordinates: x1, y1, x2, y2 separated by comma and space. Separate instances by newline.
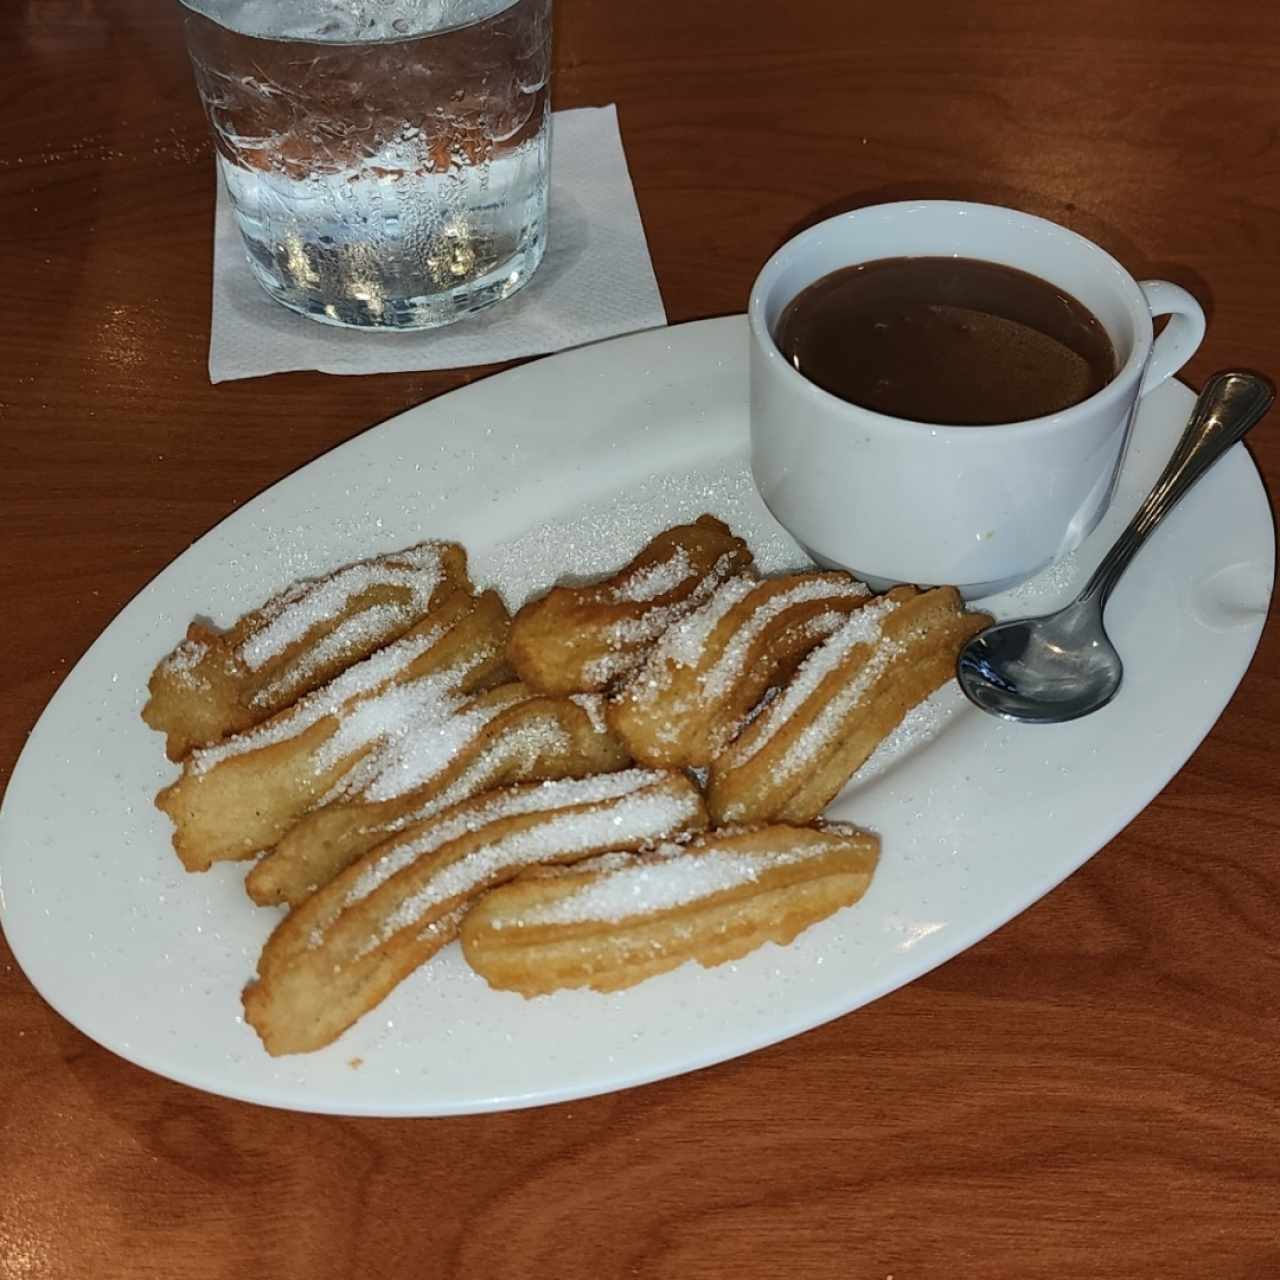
175, 0, 526, 47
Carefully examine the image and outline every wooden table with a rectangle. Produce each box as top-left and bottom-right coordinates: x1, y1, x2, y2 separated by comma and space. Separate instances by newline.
3, 1, 1278, 1275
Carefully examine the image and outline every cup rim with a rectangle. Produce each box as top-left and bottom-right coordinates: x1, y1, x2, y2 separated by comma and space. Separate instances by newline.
747, 199, 1153, 438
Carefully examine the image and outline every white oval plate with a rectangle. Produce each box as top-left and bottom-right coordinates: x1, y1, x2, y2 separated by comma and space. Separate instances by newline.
0, 317, 1272, 1115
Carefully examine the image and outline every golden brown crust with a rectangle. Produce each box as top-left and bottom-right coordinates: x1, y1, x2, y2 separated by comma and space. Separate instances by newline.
244, 684, 632, 907
156, 590, 511, 871
143, 542, 471, 761
135, 516, 997, 1058
506, 515, 753, 695
243, 770, 708, 1055
459, 823, 880, 997
607, 571, 870, 767
706, 586, 991, 825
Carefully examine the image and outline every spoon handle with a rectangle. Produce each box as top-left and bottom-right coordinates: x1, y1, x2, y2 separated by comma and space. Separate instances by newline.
1082, 371, 1274, 607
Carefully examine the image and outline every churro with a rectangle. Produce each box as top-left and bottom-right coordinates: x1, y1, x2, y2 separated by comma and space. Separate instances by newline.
243, 769, 707, 1055
608, 571, 870, 767
506, 515, 753, 694
707, 586, 990, 824
137, 515, 995, 1059
156, 590, 511, 871
245, 684, 631, 906
460, 822, 880, 996
143, 541, 470, 761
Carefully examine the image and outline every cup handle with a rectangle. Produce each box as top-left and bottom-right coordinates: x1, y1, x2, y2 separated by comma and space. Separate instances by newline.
1138, 279, 1206, 396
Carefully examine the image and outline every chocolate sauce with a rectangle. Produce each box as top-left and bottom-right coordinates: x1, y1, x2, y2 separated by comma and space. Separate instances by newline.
774, 256, 1116, 425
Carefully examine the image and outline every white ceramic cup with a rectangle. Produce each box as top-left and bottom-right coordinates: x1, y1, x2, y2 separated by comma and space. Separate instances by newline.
748, 201, 1206, 597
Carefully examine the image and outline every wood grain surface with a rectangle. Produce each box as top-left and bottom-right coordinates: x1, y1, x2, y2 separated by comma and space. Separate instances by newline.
2, 1, 1278, 1276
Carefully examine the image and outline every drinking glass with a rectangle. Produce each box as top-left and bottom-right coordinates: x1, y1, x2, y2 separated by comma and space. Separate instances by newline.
179, 0, 553, 330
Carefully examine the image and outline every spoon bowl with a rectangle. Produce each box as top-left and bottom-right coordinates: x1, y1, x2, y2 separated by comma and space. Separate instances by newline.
957, 371, 1274, 724
957, 598, 1123, 723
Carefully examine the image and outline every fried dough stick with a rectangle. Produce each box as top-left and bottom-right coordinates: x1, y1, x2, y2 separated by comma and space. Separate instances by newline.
507, 515, 753, 695
460, 823, 880, 996
156, 591, 511, 871
144, 541, 472, 760
608, 571, 870, 767
245, 685, 632, 907
707, 586, 991, 825
243, 770, 708, 1055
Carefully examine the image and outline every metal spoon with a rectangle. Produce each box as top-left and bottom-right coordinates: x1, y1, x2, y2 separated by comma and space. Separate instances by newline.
957, 370, 1274, 723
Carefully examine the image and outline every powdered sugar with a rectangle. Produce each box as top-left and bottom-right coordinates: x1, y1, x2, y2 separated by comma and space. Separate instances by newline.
583, 552, 746, 685
342, 770, 675, 907
581, 649, 642, 687
698, 577, 869, 703
389, 718, 574, 830
522, 850, 642, 879
508, 845, 820, 926
413, 722, 572, 829
238, 542, 449, 672
642, 575, 757, 678
609, 547, 692, 603
353, 686, 508, 803
615, 577, 865, 739
158, 638, 210, 686
476, 464, 806, 612
249, 602, 407, 708
771, 640, 904, 784
568, 693, 609, 735
187, 624, 446, 776
726, 596, 901, 765
375, 785, 704, 943
312, 657, 487, 794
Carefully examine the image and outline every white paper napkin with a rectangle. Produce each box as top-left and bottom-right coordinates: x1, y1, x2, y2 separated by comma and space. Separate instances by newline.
208, 105, 666, 382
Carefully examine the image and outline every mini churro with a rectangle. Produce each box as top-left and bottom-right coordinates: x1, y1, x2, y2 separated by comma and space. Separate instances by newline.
707, 586, 990, 824
507, 515, 752, 694
245, 685, 631, 906
144, 541, 471, 760
244, 769, 707, 1055
156, 590, 511, 871
460, 822, 879, 996
608, 571, 869, 767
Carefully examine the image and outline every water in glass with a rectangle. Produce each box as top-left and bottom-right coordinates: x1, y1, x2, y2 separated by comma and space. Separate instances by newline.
181, 0, 552, 329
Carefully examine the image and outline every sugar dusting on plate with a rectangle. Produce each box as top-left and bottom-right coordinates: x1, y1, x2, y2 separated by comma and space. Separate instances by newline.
843, 690, 960, 788
474, 464, 806, 610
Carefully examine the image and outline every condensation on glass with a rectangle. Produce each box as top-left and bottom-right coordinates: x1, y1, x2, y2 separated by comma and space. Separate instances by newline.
180, 0, 552, 329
